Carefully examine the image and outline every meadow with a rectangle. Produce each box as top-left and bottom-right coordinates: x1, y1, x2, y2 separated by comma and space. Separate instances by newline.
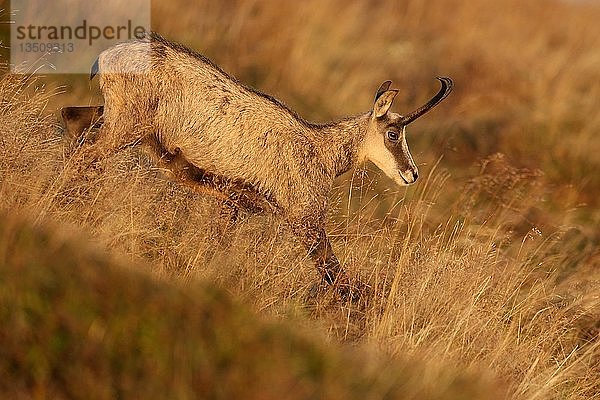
0, 0, 599, 398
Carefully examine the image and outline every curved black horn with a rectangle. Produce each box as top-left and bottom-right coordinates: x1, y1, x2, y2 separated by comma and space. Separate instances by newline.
400, 77, 453, 125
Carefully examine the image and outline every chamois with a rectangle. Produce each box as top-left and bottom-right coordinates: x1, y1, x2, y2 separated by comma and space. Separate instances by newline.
64, 33, 453, 300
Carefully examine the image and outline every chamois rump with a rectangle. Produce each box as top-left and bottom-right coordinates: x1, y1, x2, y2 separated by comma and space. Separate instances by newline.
63, 33, 453, 300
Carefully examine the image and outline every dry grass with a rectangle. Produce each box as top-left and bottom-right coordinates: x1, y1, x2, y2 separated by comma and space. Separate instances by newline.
1, 0, 599, 398
3, 212, 505, 400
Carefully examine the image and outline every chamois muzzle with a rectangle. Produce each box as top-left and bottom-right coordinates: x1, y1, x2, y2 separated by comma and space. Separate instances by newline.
399, 77, 453, 125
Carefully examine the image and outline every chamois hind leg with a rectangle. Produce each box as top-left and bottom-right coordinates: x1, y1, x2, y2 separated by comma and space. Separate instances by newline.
80, 115, 140, 166
75, 87, 155, 171
60, 106, 104, 150
143, 135, 241, 238
59, 108, 117, 177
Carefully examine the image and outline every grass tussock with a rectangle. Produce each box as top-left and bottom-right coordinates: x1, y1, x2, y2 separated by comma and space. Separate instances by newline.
1, 0, 600, 398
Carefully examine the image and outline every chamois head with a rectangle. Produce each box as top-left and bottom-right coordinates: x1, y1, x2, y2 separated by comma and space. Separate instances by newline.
359, 77, 453, 186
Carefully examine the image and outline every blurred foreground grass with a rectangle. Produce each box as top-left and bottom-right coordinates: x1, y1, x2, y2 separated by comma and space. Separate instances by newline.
0, 213, 501, 399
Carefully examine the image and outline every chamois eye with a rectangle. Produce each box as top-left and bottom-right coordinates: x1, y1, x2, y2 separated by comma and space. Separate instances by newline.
386, 131, 399, 141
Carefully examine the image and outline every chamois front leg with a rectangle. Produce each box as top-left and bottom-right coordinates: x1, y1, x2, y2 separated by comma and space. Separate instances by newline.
289, 219, 359, 301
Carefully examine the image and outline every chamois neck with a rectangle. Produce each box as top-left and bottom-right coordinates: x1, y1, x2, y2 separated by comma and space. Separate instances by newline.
314, 112, 371, 178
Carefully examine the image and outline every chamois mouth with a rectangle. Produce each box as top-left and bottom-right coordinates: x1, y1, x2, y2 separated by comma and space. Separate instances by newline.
397, 173, 413, 186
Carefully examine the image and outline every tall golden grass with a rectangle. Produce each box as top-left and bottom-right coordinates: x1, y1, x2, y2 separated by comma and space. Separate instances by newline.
1, 0, 599, 398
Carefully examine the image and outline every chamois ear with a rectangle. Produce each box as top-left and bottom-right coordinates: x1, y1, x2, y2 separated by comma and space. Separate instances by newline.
375, 80, 392, 101
373, 89, 398, 118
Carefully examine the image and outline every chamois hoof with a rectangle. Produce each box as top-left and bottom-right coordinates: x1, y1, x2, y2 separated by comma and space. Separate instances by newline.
337, 280, 371, 305
305, 279, 370, 305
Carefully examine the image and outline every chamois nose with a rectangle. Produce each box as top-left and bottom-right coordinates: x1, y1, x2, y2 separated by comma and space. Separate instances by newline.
399, 168, 419, 185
